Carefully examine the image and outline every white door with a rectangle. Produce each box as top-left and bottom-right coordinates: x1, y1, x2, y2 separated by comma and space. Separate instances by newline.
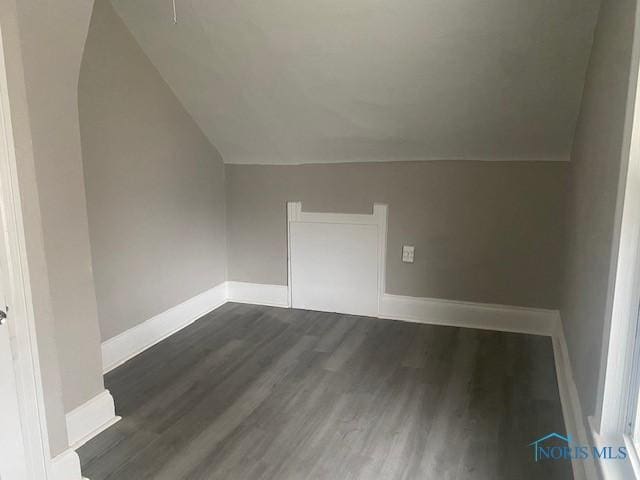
0, 202, 28, 479
290, 222, 379, 316
288, 203, 387, 317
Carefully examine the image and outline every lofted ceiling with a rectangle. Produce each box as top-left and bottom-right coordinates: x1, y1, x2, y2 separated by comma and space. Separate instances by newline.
111, 0, 600, 165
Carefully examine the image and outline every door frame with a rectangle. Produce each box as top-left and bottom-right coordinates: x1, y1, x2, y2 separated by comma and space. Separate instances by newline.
0, 29, 52, 480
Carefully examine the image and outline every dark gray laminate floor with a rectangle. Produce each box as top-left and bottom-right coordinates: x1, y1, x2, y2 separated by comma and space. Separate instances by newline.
78, 302, 572, 480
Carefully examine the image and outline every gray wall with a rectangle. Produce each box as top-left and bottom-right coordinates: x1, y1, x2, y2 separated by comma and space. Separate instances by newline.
227, 161, 567, 309
561, 0, 638, 423
79, 0, 227, 342
12, 0, 105, 423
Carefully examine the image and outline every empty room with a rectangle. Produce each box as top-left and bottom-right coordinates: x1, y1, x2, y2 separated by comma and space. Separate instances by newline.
2, 0, 640, 479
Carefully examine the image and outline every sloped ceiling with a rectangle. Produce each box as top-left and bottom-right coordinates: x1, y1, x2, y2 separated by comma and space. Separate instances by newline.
111, 0, 600, 164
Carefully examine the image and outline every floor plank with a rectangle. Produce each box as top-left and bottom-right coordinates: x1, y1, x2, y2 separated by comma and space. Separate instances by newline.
78, 302, 572, 479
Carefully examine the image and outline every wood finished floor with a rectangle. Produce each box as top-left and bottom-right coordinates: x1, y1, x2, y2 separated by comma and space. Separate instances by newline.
78, 302, 572, 479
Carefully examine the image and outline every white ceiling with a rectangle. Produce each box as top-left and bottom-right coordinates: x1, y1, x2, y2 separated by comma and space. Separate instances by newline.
111, 0, 600, 165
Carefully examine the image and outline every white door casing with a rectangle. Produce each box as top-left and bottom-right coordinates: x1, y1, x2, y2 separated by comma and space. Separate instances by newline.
287, 202, 388, 317
0, 218, 28, 480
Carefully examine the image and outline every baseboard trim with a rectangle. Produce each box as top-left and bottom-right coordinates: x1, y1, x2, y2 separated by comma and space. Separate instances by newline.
65, 389, 120, 450
551, 315, 598, 480
101, 283, 555, 375
226, 281, 289, 308
50, 448, 84, 480
101, 283, 227, 373
378, 293, 557, 336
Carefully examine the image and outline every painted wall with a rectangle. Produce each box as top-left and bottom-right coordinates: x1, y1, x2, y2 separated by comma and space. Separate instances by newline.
561, 0, 638, 424
79, 0, 227, 342
12, 0, 105, 423
227, 161, 567, 309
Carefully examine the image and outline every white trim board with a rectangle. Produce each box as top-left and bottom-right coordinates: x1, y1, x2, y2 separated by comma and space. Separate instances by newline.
226, 283, 561, 336
65, 389, 119, 449
379, 293, 557, 336
551, 317, 598, 480
226, 281, 289, 308
101, 283, 227, 373
50, 449, 85, 480
550, 313, 639, 480
226, 282, 560, 336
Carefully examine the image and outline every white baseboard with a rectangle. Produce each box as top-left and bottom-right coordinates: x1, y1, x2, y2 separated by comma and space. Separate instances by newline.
378, 293, 557, 336
226, 281, 289, 308
66, 389, 120, 449
551, 315, 599, 480
381, 293, 595, 478
101, 283, 227, 373
100, 283, 553, 377
49, 447, 84, 480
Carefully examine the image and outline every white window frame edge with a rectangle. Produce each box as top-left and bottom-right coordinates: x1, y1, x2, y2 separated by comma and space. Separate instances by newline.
0, 27, 55, 480
594, 2, 640, 478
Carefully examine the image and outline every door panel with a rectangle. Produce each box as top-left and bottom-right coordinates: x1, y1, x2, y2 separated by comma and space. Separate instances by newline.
290, 222, 379, 316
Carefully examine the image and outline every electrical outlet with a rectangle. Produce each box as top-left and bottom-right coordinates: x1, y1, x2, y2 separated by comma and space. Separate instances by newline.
402, 245, 415, 263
